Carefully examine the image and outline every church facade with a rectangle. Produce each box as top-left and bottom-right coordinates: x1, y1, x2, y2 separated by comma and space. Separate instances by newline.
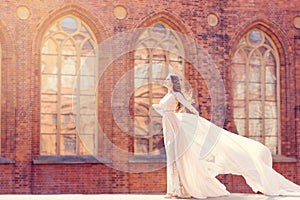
0, 0, 300, 194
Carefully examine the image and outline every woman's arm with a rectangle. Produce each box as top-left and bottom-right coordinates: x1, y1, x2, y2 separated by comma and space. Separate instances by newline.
173, 92, 199, 115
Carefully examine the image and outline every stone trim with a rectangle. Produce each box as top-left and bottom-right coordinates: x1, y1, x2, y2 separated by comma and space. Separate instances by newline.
33, 155, 111, 164
129, 154, 166, 163
0, 156, 15, 164
272, 155, 297, 163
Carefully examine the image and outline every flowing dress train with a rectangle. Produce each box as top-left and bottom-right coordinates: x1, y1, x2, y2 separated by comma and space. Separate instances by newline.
152, 92, 300, 198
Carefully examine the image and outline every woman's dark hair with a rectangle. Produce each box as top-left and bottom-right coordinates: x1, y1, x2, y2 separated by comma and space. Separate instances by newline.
169, 74, 183, 112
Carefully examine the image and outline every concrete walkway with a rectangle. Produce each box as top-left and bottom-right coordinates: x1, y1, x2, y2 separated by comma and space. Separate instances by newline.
0, 194, 299, 200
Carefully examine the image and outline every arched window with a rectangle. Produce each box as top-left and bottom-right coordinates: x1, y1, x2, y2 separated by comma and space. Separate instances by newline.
133, 23, 184, 155
232, 29, 280, 154
40, 16, 98, 156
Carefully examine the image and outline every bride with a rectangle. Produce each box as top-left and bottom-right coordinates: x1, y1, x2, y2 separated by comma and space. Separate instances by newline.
152, 74, 300, 199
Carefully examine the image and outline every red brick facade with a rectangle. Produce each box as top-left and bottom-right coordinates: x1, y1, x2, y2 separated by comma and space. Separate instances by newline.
0, 0, 300, 194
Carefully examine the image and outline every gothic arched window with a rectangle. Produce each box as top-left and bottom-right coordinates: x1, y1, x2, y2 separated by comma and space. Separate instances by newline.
232, 29, 280, 154
40, 16, 98, 155
133, 23, 184, 155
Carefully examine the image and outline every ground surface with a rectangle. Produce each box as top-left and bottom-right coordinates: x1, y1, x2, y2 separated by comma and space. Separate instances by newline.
0, 194, 299, 200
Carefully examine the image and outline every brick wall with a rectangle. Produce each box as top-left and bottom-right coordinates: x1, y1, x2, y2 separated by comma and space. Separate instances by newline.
0, 0, 299, 194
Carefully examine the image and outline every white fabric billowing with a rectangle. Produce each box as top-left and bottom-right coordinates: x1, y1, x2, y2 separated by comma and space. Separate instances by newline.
152, 92, 300, 198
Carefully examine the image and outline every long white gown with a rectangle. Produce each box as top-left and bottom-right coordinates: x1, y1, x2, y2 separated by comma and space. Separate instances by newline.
152, 92, 300, 199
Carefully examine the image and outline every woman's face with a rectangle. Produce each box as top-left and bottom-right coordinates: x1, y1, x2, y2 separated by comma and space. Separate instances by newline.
164, 75, 173, 89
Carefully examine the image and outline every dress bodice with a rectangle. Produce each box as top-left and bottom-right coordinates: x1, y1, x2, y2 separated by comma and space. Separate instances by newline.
159, 93, 178, 112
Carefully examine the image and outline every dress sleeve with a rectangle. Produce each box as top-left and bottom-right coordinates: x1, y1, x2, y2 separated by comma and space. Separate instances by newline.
152, 104, 164, 116
173, 92, 199, 115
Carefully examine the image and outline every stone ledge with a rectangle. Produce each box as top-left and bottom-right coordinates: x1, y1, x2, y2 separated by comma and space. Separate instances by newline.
129, 155, 166, 163
33, 155, 112, 164
272, 155, 297, 163
0, 156, 15, 164
31, 155, 297, 164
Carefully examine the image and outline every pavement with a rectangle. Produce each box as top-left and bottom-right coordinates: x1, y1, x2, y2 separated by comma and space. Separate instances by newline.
0, 194, 299, 200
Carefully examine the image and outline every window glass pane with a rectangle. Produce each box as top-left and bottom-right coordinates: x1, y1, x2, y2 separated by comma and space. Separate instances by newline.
151, 85, 166, 98
135, 138, 149, 154
265, 101, 277, 118
60, 95, 73, 114
41, 74, 57, 94
61, 75, 76, 94
82, 40, 95, 55
243, 46, 252, 55
265, 83, 276, 100
41, 102, 57, 114
248, 83, 261, 99
134, 128, 149, 140
265, 136, 278, 154
41, 94, 57, 103
80, 57, 96, 75
170, 60, 183, 74
135, 116, 150, 134
248, 30, 262, 46
249, 50, 261, 66
79, 95, 96, 114
258, 46, 268, 55
152, 62, 168, 79
40, 134, 57, 155
80, 76, 95, 92
134, 85, 151, 98
42, 54, 58, 74
134, 78, 149, 90
61, 17, 78, 34
233, 106, 246, 119
266, 66, 276, 83
79, 134, 94, 155
73, 34, 85, 47
41, 114, 57, 134
61, 114, 76, 134
151, 116, 163, 135
249, 64, 261, 83
249, 119, 262, 137
134, 64, 150, 79
232, 65, 246, 82
78, 115, 96, 133
134, 100, 149, 116
233, 82, 245, 100
135, 48, 149, 60
53, 33, 67, 47
265, 119, 277, 136
232, 49, 246, 64
152, 134, 164, 155
62, 39, 76, 55
60, 134, 76, 155
234, 119, 246, 136
62, 55, 77, 75
233, 100, 246, 108
42, 38, 57, 54
249, 101, 262, 118
80, 24, 92, 38
265, 51, 276, 66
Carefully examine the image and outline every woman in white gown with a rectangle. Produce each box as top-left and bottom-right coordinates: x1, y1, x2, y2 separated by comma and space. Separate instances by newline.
152, 74, 300, 199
